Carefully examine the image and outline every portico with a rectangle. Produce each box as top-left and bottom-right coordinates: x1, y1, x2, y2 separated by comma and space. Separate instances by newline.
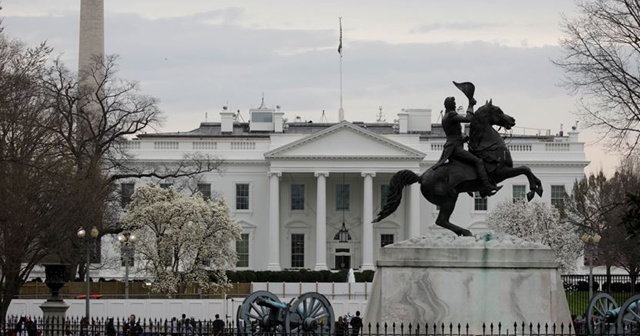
264, 121, 425, 271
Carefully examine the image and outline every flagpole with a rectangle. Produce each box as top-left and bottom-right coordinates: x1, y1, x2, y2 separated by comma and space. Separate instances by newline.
338, 17, 344, 121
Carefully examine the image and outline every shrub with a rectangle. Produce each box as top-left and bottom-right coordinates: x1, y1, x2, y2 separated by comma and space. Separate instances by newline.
222, 269, 375, 283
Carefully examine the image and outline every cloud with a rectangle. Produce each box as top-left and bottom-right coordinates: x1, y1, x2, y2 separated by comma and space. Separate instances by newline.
411, 22, 503, 34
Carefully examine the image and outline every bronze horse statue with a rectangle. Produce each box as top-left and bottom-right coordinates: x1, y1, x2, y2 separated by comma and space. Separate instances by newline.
373, 101, 544, 236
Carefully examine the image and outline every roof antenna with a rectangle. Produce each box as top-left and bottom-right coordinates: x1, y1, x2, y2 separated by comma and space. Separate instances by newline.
205, 112, 208, 122
236, 109, 245, 122
320, 110, 328, 123
376, 106, 385, 122
259, 92, 266, 109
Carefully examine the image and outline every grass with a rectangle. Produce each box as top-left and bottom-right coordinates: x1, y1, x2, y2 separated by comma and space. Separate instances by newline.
565, 291, 638, 316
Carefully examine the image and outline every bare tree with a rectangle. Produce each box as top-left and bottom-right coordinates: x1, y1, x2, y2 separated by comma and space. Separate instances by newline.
555, 0, 640, 154
0, 33, 69, 318
1, 33, 224, 316
39, 55, 224, 279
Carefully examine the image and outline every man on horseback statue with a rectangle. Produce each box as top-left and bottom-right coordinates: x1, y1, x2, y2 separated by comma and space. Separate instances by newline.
374, 81, 543, 236
432, 82, 501, 198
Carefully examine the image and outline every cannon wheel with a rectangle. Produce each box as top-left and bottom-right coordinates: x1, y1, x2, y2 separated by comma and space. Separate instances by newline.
237, 290, 285, 335
285, 292, 335, 335
617, 294, 640, 331
587, 293, 618, 335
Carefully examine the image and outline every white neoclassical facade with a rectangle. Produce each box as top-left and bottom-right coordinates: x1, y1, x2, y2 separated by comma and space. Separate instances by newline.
100, 102, 588, 275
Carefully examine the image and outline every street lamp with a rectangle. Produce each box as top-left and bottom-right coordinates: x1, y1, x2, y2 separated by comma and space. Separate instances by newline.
581, 233, 602, 300
118, 231, 136, 299
77, 226, 99, 320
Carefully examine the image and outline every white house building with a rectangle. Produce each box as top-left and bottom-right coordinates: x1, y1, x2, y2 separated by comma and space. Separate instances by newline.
100, 101, 588, 276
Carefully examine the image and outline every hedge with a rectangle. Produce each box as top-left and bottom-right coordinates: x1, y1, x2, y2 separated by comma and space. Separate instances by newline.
221, 269, 375, 283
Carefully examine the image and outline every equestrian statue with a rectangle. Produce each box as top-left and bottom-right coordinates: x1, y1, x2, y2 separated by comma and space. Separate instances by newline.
373, 81, 543, 237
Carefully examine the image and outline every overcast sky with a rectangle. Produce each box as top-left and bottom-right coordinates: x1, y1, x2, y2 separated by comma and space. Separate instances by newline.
0, 0, 621, 174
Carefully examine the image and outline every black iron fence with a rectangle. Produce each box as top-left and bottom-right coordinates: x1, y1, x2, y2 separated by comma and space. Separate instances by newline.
6, 316, 640, 336
562, 274, 640, 316
0, 316, 587, 336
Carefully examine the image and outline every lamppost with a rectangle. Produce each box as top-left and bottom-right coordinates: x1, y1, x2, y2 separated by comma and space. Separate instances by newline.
77, 226, 99, 320
582, 233, 602, 300
118, 231, 136, 299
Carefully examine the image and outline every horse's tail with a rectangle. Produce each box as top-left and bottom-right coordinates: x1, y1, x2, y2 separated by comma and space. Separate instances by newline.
372, 170, 421, 223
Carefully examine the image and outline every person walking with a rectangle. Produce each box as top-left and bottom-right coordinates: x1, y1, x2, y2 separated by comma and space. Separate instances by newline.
79, 317, 89, 336
106, 318, 117, 336
123, 314, 143, 336
15, 316, 27, 336
183, 318, 194, 336
170, 317, 179, 336
212, 314, 224, 336
25, 317, 37, 336
349, 311, 362, 336
335, 316, 348, 336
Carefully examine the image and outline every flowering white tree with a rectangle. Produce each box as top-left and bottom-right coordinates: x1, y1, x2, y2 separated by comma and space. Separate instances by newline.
121, 184, 241, 294
486, 200, 582, 273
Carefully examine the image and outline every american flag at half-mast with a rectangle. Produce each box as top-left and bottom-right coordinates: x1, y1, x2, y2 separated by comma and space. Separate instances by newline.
338, 17, 343, 56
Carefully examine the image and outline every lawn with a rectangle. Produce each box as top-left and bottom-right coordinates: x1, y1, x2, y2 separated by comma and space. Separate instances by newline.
565, 291, 638, 316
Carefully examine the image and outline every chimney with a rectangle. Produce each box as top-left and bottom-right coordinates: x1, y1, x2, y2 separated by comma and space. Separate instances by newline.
274, 106, 284, 133
405, 108, 432, 133
397, 110, 409, 134
220, 106, 234, 133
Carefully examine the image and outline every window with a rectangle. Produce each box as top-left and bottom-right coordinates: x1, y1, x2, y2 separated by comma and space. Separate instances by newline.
251, 112, 273, 122
291, 184, 305, 210
474, 192, 487, 211
291, 234, 305, 268
198, 183, 211, 200
380, 184, 390, 209
160, 183, 172, 189
381, 234, 394, 247
236, 183, 250, 210
512, 185, 526, 203
120, 183, 135, 208
236, 233, 249, 267
551, 185, 566, 208
336, 184, 350, 210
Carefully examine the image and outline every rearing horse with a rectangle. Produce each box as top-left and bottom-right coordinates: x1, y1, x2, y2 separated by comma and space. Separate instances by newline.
373, 101, 543, 237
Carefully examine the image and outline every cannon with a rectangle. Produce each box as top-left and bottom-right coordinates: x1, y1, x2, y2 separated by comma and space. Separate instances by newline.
586, 293, 640, 335
236, 290, 335, 336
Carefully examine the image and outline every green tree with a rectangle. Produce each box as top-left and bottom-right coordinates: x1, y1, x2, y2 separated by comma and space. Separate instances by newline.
623, 193, 640, 239
564, 155, 640, 284
121, 184, 241, 295
563, 170, 619, 282
606, 156, 640, 283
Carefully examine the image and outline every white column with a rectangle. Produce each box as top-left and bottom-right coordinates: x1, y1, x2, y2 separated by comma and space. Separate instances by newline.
408, 182, 421, 239
361, 172, 376, 271
267, 172, 282, 271
314, 172, 329, 270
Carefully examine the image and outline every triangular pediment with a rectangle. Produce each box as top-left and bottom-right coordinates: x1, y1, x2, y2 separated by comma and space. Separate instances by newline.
265, 121, 425, 160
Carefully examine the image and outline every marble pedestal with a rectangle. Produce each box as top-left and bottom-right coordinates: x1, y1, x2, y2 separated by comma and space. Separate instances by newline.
364, 233, 571, 334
